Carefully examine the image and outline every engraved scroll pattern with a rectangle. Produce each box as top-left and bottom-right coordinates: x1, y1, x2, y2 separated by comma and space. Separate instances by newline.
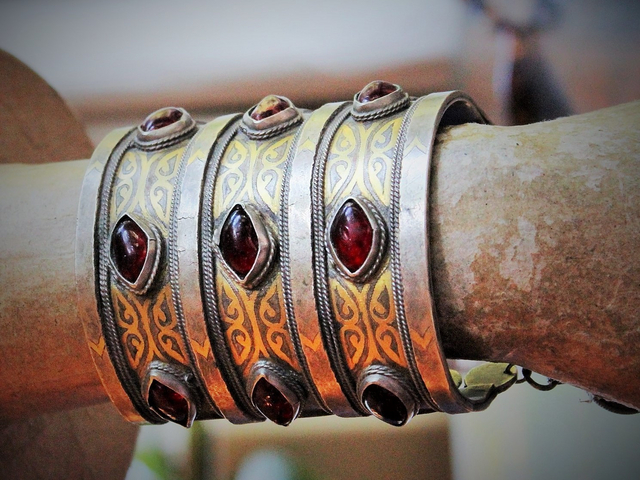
110, 147, 188, 377
324, 115, 408, 372
213, 133, 299, 374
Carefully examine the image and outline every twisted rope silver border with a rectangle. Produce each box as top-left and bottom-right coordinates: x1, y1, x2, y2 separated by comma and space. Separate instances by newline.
95, 129, 164, 423
167, 130, 223, 419
389, 100, 439, 412
199, 118, 264, 421
134, 123, 198, 151
351, 95, 410, 122
310, 105, 368, 416
278, 118, 332, 414
239, 115, 304, 140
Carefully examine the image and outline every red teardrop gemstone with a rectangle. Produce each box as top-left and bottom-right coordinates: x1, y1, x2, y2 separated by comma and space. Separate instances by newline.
219, 205, 259, 279
111, 216, 148, 283
252, 378, 296, 426
250, 95, 290, 121
141, 107, 183, 132
148, 379, 189, 425
357, 81, 398, 103
330, 200, 374, 273
362, 384, 408, 427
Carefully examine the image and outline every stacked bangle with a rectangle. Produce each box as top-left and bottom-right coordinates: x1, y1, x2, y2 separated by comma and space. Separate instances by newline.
77, 82, 517, 428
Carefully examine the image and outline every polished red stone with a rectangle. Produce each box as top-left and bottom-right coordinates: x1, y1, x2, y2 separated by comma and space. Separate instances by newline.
330, 200, 374, 273
148, 379, 189, 424
362, 384, 407, 426
357, 81, 397, 103
250, 95, 290, 121
252, 378, 295, 426
141, 107, 183, 132
110, 216, 148, 283
219, 205, 259, 279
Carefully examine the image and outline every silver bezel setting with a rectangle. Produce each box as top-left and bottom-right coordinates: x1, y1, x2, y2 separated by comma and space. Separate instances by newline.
241, 95, 303, 140
357, 368, 417, 427
214, 203, 276, 289
351, 81, 410, 121
142, 363, 197, 428
247, 361, 303, 426
135, 107, 197, 150
327, 197, 387, 283
109, 213, 161, 294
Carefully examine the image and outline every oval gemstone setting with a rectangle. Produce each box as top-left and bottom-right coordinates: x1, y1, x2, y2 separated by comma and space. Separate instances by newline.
110, 214, 159, 292
219, 205, 259, 280
328, 198, 386, 281
141, 107, 183, 132
250, 95, 291, 122
362, 383, 409, 427
352, 80, 408, 121
357, 80, 398, 103
135, 106, 196, 148
251, 377, 298, 426
242, 95, 301, 139
330, 199, 374, 274
148, 379, 190, 425
217, 204, 274, 288
111, 215, 148, 284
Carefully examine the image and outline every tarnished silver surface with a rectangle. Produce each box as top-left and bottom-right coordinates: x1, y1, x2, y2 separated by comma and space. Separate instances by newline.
174, 114, 252, 424
284, 102, 359, 417
397, 91, 492, 413
310, 103, 368, 416
76, 127, 145, 423
82, 89, 522, 427
198, 118, 264, 423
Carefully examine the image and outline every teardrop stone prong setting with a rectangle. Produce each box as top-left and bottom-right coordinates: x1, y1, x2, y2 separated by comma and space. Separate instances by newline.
362, 384, 409, 427
251, 377, 298, 426
248, 365, 302, 427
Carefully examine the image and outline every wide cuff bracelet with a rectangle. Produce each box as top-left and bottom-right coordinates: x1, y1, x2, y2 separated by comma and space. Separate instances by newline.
76, 82, 517, 428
